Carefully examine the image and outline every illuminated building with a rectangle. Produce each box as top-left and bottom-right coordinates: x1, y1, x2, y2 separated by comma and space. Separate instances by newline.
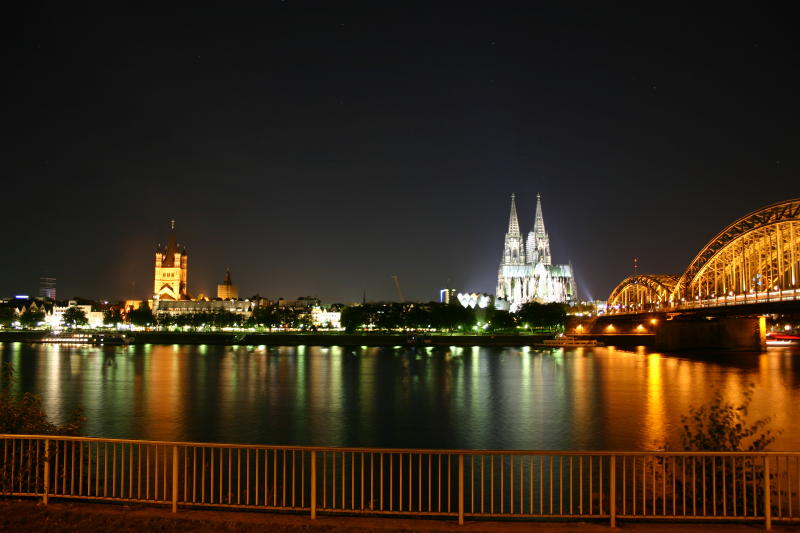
153, 220, 189, 300
10, 299, 46, 316
456, 292, 493, 309
152, 298, 254, 319
310, 306, 342, 329
217, 269, 239, 299
496, 193, 577, 311
39, 277, 56, 300
439, 288, 456, 304
274, 296, 320, 310
47, 300, 104, 328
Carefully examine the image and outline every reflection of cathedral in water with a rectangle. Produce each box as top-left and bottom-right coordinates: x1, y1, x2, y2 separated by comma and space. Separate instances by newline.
496, 193, 577, 311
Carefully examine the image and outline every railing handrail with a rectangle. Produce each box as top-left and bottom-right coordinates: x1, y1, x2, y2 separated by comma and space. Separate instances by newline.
2, 434, 798, 456
4, 434, 798, 526
607, 288, 800, 316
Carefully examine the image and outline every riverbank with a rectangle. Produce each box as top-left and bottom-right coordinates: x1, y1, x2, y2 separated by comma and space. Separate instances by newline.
131, 332, 555, 346
0, 330, 556, 347
0, 330, 656, 348
0, 330, 46, 342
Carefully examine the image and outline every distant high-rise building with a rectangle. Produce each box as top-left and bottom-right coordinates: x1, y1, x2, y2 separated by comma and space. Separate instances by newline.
217, 269, 239, 299
439, 288, 456, 304
154, 220, 189, 300
39, 277, 56, 300
496, 193, 577, 311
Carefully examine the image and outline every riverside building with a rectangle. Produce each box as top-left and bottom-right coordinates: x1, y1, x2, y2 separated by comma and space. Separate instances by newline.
152, 298, 255, 319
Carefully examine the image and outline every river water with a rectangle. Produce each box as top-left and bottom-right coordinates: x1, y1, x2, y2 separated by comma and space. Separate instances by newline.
2, 342, 799, 450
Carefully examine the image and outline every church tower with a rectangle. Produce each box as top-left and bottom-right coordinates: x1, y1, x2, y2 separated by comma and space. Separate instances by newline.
217, 269, 239, 299
501, 193, 526, 265
526, 193, 552, 266
154, 220, 188, 300
496, 194, 530, 309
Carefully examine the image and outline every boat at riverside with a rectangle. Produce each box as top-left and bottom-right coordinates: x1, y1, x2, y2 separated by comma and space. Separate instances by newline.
767, 332, 800, 346
538, 335, 604, 348
38, 331, 129, 346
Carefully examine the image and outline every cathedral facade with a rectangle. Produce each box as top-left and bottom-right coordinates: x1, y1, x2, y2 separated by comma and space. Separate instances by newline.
154, 220, 189, 300
496, 194, 577, 311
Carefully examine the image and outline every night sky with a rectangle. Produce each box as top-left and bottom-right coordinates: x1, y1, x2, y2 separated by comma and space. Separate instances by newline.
4, 4, 798, 303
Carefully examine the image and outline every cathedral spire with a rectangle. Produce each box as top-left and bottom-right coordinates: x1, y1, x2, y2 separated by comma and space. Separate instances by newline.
500, 193, 526, 266
507, 193, 521, 235
533, 193, 546, 237
527, 193, 552, 266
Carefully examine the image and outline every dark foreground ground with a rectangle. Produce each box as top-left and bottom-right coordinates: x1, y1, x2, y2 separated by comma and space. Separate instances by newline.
1, 501, 797, 533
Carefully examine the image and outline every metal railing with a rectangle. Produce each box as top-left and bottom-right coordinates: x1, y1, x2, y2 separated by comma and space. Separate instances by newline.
2, 435, 799, 528
608, 287, 800, 315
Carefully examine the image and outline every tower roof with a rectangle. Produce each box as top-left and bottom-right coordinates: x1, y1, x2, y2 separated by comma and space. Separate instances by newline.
507, 193, 521, 235
166, 219, 177, 254
161, 219, 180, 266
222, 269, 233, 285
533, 193, 546, 237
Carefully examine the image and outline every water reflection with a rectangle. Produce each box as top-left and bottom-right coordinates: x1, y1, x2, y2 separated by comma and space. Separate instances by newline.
643, 353, 666, 448
1, 342, 799, 450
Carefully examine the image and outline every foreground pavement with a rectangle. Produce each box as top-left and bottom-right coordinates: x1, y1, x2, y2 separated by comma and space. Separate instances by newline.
1, 500, 799, 533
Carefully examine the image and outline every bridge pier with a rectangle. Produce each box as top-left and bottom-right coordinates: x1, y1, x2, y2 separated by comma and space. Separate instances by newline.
654, 316, 766, 351
576, 313, 771, 351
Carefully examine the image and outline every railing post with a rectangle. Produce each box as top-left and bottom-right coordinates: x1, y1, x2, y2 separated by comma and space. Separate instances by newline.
172, 445, 178, 513
458, 454, 464, 525
43, 439, 50, 505
764, 456, 771, 530
310, 450, 317, 520
610, 455, 616, 528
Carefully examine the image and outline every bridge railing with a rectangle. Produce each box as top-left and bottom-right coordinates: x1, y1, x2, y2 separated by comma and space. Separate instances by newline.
608, 288, 800, 315
2, 435, 799, 528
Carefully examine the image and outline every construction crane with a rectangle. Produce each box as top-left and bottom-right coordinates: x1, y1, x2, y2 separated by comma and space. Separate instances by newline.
391, 275, 405, 303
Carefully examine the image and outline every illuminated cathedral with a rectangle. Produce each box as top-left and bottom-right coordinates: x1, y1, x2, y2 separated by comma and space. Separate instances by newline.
496, 194, 577, 311
154, 220, 189, 300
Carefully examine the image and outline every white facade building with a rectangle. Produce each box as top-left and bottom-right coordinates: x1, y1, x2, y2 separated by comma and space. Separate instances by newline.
47, 301, 105, 329
456, 293, 492, 309
310, 306, 341, 329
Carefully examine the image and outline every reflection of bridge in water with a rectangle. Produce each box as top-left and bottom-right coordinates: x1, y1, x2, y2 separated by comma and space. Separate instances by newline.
582, 199, 800, 350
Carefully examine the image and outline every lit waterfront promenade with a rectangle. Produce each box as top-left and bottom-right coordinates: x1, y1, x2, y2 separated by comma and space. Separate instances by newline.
0, 331, 554, 347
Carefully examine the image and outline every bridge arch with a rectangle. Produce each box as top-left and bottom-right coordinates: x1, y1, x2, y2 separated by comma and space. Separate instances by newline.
674, 198, 800, 301
607, 274, 680, 311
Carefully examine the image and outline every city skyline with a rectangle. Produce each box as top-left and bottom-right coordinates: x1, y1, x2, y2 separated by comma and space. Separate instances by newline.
4, 5, 799, 302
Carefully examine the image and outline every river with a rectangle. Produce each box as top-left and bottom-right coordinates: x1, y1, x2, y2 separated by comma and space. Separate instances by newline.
2, 342, 799, 450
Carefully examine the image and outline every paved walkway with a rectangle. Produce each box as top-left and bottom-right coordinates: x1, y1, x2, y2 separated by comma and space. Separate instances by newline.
2, 500, 799, 532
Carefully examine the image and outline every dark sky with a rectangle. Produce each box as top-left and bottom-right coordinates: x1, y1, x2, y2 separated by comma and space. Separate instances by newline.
3, 4, 798, 303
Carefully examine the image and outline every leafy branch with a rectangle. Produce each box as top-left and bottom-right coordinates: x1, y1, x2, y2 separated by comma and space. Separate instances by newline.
0, 363, 83, 436
679, 382, 779, 451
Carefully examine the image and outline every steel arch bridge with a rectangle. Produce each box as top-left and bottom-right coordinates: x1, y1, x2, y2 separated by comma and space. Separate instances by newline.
607, 198, 800, 313
606, 274, 680, 312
